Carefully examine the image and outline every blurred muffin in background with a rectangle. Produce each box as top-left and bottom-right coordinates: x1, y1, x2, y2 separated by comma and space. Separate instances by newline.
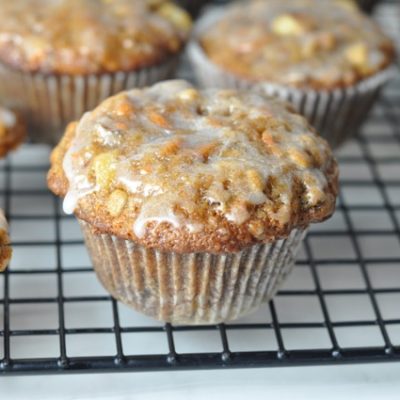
0, 106, 25, 158
0, 0, 191, 143
188, 0, 395, 147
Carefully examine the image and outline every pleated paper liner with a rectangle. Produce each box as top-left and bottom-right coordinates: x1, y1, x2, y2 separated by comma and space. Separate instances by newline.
187, 8, 396, 148
0, 55, 179, 144
80, 219, 306, 325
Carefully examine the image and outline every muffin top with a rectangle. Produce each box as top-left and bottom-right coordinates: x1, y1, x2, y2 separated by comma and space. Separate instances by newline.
0, 0, 191, 74
199, 0, 395, 90
48, 80, 338, 253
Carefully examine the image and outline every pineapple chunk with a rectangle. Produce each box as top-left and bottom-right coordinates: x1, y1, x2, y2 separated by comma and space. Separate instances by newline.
272, 14, 309, 36
156, 2, 192, 32
177, 88, 200, 102
345, 42, 368, 67
246, 169, 265, 192
107, 189, 128, 217
92, 152, 118, 190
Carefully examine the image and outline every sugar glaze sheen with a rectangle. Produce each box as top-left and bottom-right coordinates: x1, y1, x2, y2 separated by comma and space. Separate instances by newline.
49, 80, 338, 253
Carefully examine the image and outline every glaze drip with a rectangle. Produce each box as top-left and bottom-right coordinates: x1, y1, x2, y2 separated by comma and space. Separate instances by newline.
62, 80, 334, 238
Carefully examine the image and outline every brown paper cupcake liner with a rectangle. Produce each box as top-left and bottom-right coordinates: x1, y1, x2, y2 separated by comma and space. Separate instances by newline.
187, 8, 396, 148
0, 55, 179, 144
79, 219, 306, 325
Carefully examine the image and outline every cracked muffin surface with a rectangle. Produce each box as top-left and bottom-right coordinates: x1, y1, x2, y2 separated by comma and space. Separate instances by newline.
0, 0, 191, 74
199, 0, 395, 90
48, 80, 338, 253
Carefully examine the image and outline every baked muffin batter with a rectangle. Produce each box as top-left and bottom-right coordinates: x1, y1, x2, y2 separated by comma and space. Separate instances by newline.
48, 80, 338, 253
0, 106, 25, 157
0, 0, 191, 74
200, 0, 394, 89
0, 209, 12, 271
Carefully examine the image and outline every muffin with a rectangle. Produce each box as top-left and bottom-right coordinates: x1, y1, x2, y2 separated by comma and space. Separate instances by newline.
0, 106, 26, 157
48, 80, 338, 325
0, 209, 12, 271
0, 0, 191, 143
188, 0, 396, 147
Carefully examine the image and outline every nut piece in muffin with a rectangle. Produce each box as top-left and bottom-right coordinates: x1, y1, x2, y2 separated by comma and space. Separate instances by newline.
0, 209, 12, 272
198, 0, 394, 89
0, 106, 26, 157
48, 80, 338, 324
0, 0, 192, 143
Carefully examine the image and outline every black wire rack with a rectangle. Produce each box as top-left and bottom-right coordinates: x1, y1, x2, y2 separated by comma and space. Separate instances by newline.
0, 1, 399, 376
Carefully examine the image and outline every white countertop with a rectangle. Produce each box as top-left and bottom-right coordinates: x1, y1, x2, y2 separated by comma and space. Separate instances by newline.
2, 363, 400, 400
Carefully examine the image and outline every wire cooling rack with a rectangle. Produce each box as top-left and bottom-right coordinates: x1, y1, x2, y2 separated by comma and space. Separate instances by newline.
0, 1, 399, 376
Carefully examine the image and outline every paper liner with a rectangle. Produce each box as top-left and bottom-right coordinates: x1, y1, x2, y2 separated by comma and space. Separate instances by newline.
187, 8, 396, 148
79, 219, 306, 325
0, 55, 179, 144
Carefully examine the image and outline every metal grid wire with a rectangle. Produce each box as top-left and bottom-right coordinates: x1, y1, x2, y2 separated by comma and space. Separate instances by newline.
0, 1, 399, 375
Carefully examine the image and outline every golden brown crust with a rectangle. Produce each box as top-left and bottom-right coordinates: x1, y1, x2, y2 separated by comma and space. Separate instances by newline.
50, 168, 338, 254
48, 83, 338, 254
0, 210, 12, 271
0, 0, 191, 75
198, 0, 395, 91
0, 109, 26, 158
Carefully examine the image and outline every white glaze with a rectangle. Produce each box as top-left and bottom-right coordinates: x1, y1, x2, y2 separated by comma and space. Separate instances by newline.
62, 80, 333, 237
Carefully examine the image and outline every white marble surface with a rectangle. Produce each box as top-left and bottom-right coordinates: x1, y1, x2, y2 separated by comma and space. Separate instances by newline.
2, 363, 400, 400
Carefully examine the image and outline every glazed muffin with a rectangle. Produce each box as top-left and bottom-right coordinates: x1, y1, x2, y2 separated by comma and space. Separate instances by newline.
48, 80, 338, 324
0, 106, 26, 158
0, 209, 12, 271
188, 0, 396, 147
0, 0, 191, 143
